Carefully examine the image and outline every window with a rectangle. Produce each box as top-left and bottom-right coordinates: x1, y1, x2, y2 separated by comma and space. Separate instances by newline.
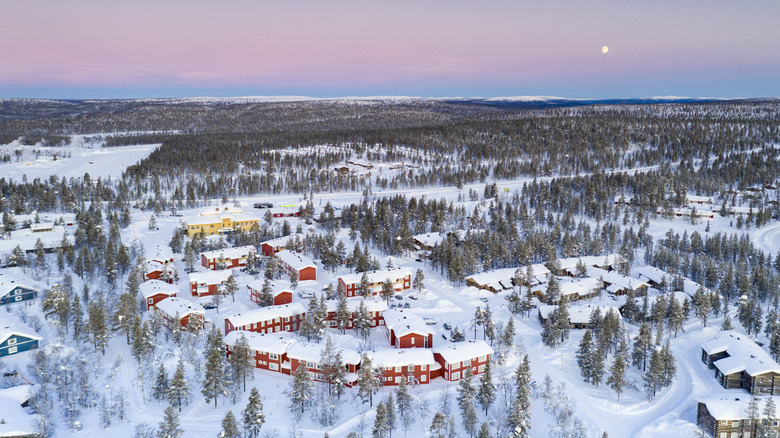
269, 363, 279, 371
148, 298, 154, 304
269, 353, 278, 360
8, 346, 17, 354
14, 296, 21, 302
421, 364, 427, 371
396, 366, 402, 373
307, 361, 316, 368
411, 337, 415, 345
8, 338, 17, 346
452, 371, 460, 380
386, 377, 392, 382
421, 375, 427, 382
463, 359, 471, 367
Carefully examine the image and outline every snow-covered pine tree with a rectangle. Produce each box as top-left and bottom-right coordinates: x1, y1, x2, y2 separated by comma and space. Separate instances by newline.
43, 283, 71, 335
259, 278, 274, 307
202, 346, 228, 408
373, 401, 390, 438
242, 387, 265, 438
152, 363, 169, 401
507, 355, 531, 438
632, 322, 653, 372
114, 291, 138, 344
477, 422, 493, 438
224, 274, 238, 303
430, 412, 447, 438
167, 360, 190, 412
88, 295, 110, 355
483, 304, 495, 342
219, 411, 240, 438
576, 329, 595, 384
606, 337, 628, 401
229, 333, 253, 393
357, 354, 380, 407
158, 405, 184, 438
385, 393, 396, 437
335, 293, 350, 333
477, 360, 496, 414
289, 363, 313, 416
396, 376, 415, 435
359, 272, 370, 297
381, 278, 394, 304
356, 300, 373, 340
458, 369, 479, 436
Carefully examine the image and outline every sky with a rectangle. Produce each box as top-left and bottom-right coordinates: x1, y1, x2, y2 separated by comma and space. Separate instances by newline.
1, 0, 778, 99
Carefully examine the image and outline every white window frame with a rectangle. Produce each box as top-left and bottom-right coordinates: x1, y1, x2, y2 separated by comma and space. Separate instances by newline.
8, 346, 17, 354
8, 338, 17, 346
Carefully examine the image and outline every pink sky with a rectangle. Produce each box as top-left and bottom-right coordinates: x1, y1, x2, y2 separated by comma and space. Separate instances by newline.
1, 0, 778, 98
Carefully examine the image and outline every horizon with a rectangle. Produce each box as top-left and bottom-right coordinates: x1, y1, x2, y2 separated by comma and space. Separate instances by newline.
2, 1, 779, 100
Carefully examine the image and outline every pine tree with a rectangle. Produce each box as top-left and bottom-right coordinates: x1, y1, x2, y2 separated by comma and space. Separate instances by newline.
396, 376, 415, 434
373, 401, 390, 438
430, 412, 447, 438
576, 329, 595, 384
224, 275, 238, 303
507, 355, 531, 438
667, 297, 685, 337
607, 338, 628, 401
477, 422, 493, 438
694, 288, 712, 327
356, 300, 373, 340
483, 304, 495, 343
242, 387, 265, 438
545, 274, 561, 304
152, 363, 169, 401
259, 278, 274, 307
643, 348, 663, 400
88, 295, 110, 355
219, 411, 240, 438
659, 340, 677, 388
477, 360, 496, 415
289, 363, 313, 415
42, 283, 71, 334
357, 354, 380, 407
757, 397, 778, 438
385, 393, 396, 437
591, 345, 606, 388
554, 299, 572, 344
381, 278, 394, 304
167, 360, 190, 412
632, 322, 653, 372
335, 293, 350, 333
114, 291, 139, 344
228, 333, 252, 392
413, 268, 425, 292
202, 348, 227, 408
360, 272, 370, 297
157, 405, 183, 438
184, 242, 196, 272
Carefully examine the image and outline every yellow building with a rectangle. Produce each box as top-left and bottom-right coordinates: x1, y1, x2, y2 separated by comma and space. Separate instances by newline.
183, 206, 260, 236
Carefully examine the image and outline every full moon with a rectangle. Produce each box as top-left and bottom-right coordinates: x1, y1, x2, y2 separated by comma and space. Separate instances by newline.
602, 46, 609, 54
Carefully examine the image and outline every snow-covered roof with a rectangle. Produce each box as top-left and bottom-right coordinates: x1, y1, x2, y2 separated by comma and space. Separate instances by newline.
0, 386, 36, 438
0, 277, 38, 298
631, 266, 709, 297
538, 304, 621, 325
275, 250, 315, 270
224, 331, 296, 355
0, 225, 72, 254
201, 245, 256, 260
286, 341, 361, 365
412, 232, 443, 248
246, 280, 292, 298
433, 340, 494, 364
586, 267, 647, 291
155, 297, 205, 318
261, 234, 303, 248
188, 270, 233, 285
465, 264, 551, 290
700, 396, 780, 420
226, 302, 306, 328
382, 309, 435, 337
339, 267, 412, 286
557, 254, 621, 272
367, 348, 436, 368
30, 222, 54, 231
324, 298, 389, 313
140, 280, 178, 299
702, 330, 780, 376
531, 277, 601, 299
147, 245, 174, 262
687, 195, 714, 204
0, 325, 42, 344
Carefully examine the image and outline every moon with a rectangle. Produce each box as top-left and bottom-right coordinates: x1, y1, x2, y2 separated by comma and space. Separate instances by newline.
601, 46, 609, 54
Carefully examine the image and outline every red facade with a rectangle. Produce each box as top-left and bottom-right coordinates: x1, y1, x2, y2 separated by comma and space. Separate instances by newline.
338, 273, 411, 298
190, 282, 220, 297
201, 253, 250, 270
434, 352, 491, 381
224, 313, 305, 335
145, 292, 176, 311
325, 309, 384, 329
226, 345, 286, 373
389, 331, 434, 349
379, 364, 432, 386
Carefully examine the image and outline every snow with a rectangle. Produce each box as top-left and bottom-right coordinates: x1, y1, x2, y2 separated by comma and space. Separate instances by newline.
0, 386, 35, 437
188, 270, 233, 285
465, 263, 551, 291
557, 254, 622, 272
531, 276, 601, 299
538, 303, 622, 325
323, 297, 388, 313
338, 267, 412, 287
139, 280, 177, 300
146, 245, 174, 263
586, 266, 648, 291
366, 348, 436, 368
286, 341, 361, 366
382, 309, 435, 337
0, 225, 73, 255
0, 275, 38, 298
699, 396, 780, 420
224, 331, 296, 355
432, 340, 493, 364
200, 245, 256, 261
411, 232, 443, 248
225, 302, 306, 328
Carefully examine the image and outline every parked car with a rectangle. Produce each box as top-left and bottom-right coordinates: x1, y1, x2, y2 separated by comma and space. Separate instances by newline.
394, 294, 403, 300
443, 323, 452, 331
298, 290, 315, 299
408, 295, 418, 300
479, 297, 489, 303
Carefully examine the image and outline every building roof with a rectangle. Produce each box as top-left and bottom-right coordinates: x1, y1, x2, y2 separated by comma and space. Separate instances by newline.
140, 280, 178, 299
538, 304, 622, 325
531, 277, 601, 299
367, 348, 436, 368
339, 267, 413, 287
632, 266, 709, 297
700, 396, 780, 420
246, 280, 292, 298
324, 298, 389, 313
412, 232, 443, 248
201, 245, 256, 260
687, 195, 714, 204
155, 297, 205, 319
465, 264, 551, 290
382, 309, 435, 337
433, 340, 494, 364
586, 267, 647, 291
261, 234, 303, 248
225, 302, 306, 328
0, 326, 42, 344
275, 250, 316, 270
0, 278, 38, 299
557, 254, 622, 272
147, 245, 174, 263
286, 341, 361, 366
0, 386, 36, 438
702, 330, 780, 376
188, 270, 233, 284
224, 331, 296, 355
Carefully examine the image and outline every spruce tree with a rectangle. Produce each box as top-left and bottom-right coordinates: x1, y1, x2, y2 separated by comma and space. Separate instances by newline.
607, 338, 628, 401
157, 405, 183, 438
396, 376, 415, 434
219, 411, 240, 438
167, 360, 190, 412
372, 401, 390, 438
413, 268, 425, 293
335, 293, 351, 333
202, 347, 227, 409
632, 322, 653, 372
259, 278, 273, 307
242, 387, 265, 438
430, 412, 447, 438
508, 355, 531, 438
477, 360, 496, 415
576, 329, 595, 384
152, 364, 169, 401
643, 348, 663, 400
385, 393, 396, 437
477, 422, 493, 438
381, 278, 394, 305
88, 295, 110, 355
289, 363, 313, 415
357, 354, 380, 407
554, 299, 572, 344
591, 345, 606, 388
228, 333, 253, 392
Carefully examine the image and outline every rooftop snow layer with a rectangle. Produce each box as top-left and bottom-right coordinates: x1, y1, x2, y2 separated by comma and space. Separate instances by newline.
367, 348, 435, 368
702, 330, 780, 376
224, 331, 296, 355
201, 245, 256, 260
188, 270, 233, 284
286, 341, 361, 365
538, 304, 621, 325
139, 280, 178, 299
226, 302, 306, 328
433, 340, 494, 364
338, 267, 412, 286
155, 297, 205, 318
382, 309, 435, 337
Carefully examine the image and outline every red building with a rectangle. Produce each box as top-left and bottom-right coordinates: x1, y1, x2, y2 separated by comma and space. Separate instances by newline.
286, 342, 361, 384
154, 297, 205, 331
368, 349, 438, 386
140, 280, 178, 311
382, 309, 435, 349
260, 234, 304, 257
246, 279, 293, 306
270, 207, 301, 218
337, 268, 412, 298
188, 270, 233, 297
224, 302, 306, 335
433, 340, 494, 381
145, 245, 176, 284
224, 331, 296, 374
200, 245, 256, 270
324, 298, 388, 329
275, 250, 317, 282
